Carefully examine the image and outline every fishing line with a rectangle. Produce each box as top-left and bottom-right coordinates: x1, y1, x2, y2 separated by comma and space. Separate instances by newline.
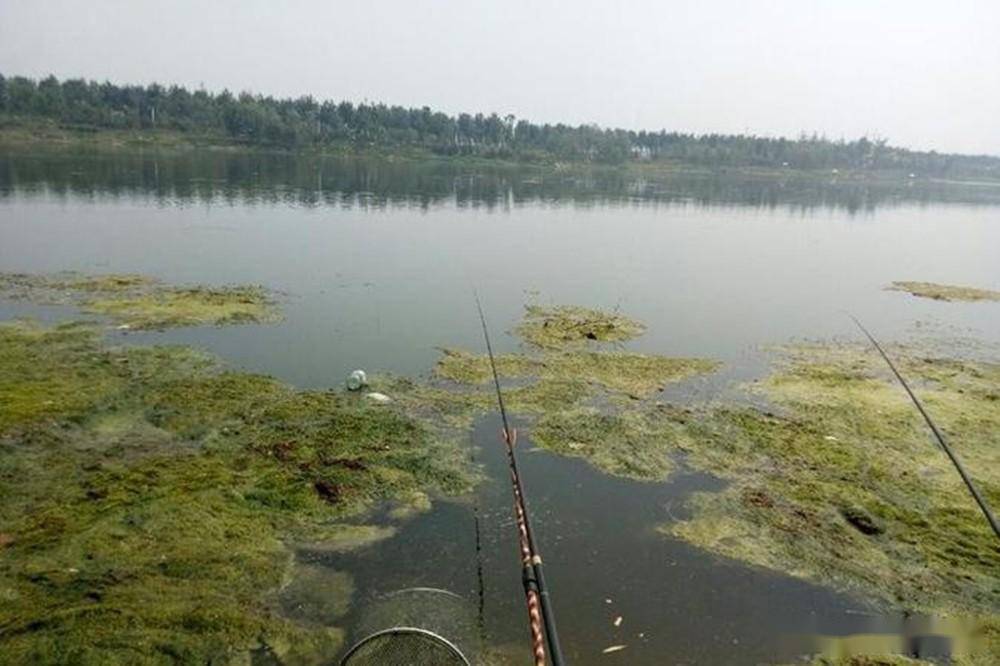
848, 314, 1000, 543
475, 293, 566, 666
468, 443, 486, 641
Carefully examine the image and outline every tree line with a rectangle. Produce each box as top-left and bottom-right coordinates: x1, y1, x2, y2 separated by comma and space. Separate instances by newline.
1, 73, 997, 177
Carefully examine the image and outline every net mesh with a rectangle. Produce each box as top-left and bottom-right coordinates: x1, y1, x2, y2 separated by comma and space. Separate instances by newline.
340, 588, 477, 666
341, 628, 469, 666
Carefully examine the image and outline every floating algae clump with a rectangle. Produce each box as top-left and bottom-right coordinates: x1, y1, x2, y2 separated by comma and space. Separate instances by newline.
514, 304, 646, 349
85, 285, 278, 330
0, 320, 474, 663
887, 281, 1000, 302
0, 271, 280, 329
436, 347, 717, 399
423, 304, 719, 479
532, 407, 693, 481
434, 348, 542, 384
540, 351, 717, 397
663, 342, 1000, 616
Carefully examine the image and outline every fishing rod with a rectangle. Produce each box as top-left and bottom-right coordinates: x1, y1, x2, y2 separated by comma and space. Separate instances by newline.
849, 314, 1000, 543
475, 295, 566, 666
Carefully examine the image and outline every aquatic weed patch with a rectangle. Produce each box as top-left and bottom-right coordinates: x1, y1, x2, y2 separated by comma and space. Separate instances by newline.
532, 407, 692, 481
514, 304, 646, 349
0, 321, 474, 663
437, 346, 717, 398
887, 281, 1000, 303
0, 272, 280, 329
0, 321, 124, 431
421, 305, 718, 478
86, 285, 278, 330
664, 343, 1000, 615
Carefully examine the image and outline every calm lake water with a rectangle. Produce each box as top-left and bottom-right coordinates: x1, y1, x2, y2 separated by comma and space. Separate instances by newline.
2, 148, 1000, 664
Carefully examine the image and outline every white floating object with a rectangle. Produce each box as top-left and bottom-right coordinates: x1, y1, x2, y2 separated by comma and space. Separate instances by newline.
613, 616, 623, 627
346, 369, 368, 391
364, 392, 392, 404
602, 644, 627, 654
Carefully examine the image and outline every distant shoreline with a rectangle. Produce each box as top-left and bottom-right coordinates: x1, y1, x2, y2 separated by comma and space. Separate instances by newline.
6, 119, 999, 190
3, 72, 999, 181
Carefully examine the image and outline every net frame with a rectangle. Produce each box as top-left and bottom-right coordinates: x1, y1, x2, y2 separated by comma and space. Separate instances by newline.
339, 626, 471, 666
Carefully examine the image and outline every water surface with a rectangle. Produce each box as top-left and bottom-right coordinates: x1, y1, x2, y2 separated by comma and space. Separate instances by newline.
2, 148, 999, 664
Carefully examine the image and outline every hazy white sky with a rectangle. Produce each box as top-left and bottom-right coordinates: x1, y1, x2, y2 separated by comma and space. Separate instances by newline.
2, 1, 998, 154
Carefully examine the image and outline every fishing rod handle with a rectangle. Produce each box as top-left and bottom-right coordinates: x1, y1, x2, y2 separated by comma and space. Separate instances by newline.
525, 586, 547, 666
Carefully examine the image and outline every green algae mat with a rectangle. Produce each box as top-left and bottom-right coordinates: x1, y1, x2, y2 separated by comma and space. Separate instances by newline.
396, 304, 1000, 662
0, 315, 472, 662
0, 272, 280, 329
2, 278, 1000, 663
887, 281, 1000, 303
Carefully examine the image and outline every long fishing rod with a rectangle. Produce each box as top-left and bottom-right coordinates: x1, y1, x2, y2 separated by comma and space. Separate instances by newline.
475, 295, 566, 666
849, 314, 1000, 542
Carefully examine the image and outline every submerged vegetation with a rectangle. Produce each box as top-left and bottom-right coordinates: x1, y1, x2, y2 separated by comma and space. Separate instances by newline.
664, 343, 1000, 617
0, 272, 280, 329
410, 305, 1000, 658
514, 304, 646, 349
0, 320, 473, 663
887, 281, 1000, 303
420, 304, 719, 478
532, 407, 689, 481
3, 278, 999, 662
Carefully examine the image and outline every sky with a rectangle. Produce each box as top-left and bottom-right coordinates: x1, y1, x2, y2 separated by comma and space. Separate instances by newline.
1, 1, 998, 155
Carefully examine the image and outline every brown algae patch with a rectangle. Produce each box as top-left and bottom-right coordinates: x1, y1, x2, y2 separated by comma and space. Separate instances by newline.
0, 320, 475, 662
514, 304, 646, 349
663, 342, 1000, 616
0, 271, 280, 329
887, 281, 1000, 303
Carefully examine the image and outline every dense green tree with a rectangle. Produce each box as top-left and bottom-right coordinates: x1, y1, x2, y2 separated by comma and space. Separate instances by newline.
1, 72, 997, 177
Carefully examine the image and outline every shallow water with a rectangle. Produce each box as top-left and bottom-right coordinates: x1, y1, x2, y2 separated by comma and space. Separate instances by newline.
2, 148, 1000, 664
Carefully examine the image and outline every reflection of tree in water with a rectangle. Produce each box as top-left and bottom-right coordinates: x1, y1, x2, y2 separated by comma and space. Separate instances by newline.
2, 150, 999, 214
